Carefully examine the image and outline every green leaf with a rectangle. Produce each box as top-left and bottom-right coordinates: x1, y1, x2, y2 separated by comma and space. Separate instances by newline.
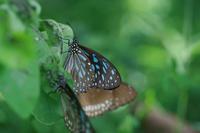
33, 65, 63, 125
40, 19, 74, 45
0, 6, 40, 118
8, 0, 41, 24
29, 0, 41, 16
8, 7, 25, 33
35, 33, 52, 64
0, 9, 37, 69
39, 20, 73, 61
33, 85, 62, 125
0, 59, 40, 118
38, 19, 74, 82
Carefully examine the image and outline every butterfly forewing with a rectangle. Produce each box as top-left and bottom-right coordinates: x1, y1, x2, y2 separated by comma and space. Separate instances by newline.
77, 83, 137, 117
64, 40, 121, 93
60, 91, 80, 132
64, 45, 95, 93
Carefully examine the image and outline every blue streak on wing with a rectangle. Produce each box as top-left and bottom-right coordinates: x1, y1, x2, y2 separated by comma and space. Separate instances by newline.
103, 61, 108, 69
81, 66, 86, 76
103, 67, 106, 73
95, 64, 100, 69
92, 54, 98, 63
102, 75, 105, 80
82, 62, 86, 67
75, 63, 79, 71
91, 64, 95, 71
111, 70, 115, 75
83, 50, 89, 56
79, 71, 83, 78
79, 54, 87, 61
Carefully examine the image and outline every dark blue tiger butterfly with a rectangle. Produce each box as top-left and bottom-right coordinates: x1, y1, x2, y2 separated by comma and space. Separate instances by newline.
63, 39, 121, 93
47, 71, 95, 133
57, 76, 95, 133
60, 38, 136, 117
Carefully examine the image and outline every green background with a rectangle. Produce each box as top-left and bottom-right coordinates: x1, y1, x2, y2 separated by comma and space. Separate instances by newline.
0, 0, 200, 132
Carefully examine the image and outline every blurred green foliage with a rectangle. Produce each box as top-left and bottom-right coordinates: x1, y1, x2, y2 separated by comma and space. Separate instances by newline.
0, 0, 200, 133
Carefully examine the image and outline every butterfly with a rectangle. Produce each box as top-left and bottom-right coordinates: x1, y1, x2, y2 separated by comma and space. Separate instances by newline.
56, 75, 95, 133
45, 68, 94, 133
62, 39, 121, 93
77, 82, 137, 117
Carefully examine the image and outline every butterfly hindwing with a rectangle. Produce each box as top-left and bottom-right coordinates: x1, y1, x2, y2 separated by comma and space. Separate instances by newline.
77, 83, 137, 117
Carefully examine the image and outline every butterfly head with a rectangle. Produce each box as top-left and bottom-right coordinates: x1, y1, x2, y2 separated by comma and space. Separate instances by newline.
68, 39, 80, 54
